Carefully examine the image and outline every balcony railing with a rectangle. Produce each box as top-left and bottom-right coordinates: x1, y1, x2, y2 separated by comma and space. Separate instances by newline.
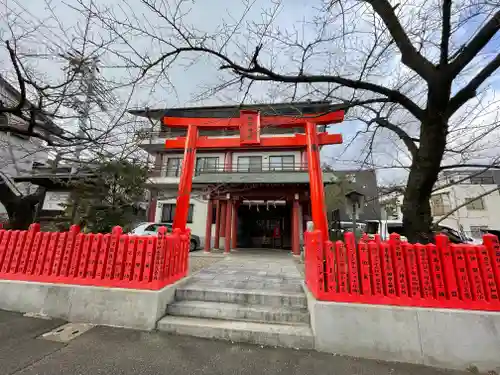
138, 126, 307, 141
149, 162, 308, 178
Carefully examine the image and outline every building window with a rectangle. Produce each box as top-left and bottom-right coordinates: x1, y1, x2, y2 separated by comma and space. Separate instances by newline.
345, 173, 356, 183
430, 193, 450, 216
237, 156, 262, 172
161, 203, 194, 223
269, 155, 295, 171
196, 157, 219, 173
470, 225, 488, 239
470, 176, 495, 185
465, 197, 485, 210
166, 157, 182, 177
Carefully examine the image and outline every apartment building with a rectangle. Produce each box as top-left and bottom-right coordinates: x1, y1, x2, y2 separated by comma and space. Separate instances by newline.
380, 169, 500, 238
130, 101, 342, 251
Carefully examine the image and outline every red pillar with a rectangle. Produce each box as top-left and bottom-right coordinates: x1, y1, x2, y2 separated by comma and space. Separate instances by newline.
219, 201, 227, 239
173, 124, 198, 230
148, 195, 157, 222
300, 150, 307, 170
204, 199, 214, 252
225, 199, 233, 253
292, 197, 300, 255
214, 200, 221, 249
231, 201, 238, 249
305, 121, 328, 241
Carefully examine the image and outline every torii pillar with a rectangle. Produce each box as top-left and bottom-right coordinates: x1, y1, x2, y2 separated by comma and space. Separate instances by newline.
172, 124, 198, 230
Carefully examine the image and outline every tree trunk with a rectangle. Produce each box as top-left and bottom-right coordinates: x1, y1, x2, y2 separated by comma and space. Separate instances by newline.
1, 183, 43, 230
402, 118, 448, 243
5, 198, 36, 229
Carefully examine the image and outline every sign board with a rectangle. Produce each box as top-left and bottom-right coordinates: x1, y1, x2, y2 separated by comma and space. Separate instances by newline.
42, 191, 71, 211
239, 110, 261, 145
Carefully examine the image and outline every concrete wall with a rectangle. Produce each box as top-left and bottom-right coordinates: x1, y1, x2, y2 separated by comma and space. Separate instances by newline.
0, 278, 189, 330
305, 287, 500, 371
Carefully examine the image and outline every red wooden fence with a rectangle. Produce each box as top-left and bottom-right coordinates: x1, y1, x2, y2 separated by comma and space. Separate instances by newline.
304, 230, 500, 311
0, 224, 190, 290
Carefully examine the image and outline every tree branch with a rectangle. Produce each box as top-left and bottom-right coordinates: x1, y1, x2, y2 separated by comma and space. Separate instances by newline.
371, 117, 419, 158
449, 10, 500, 78
227, 67, 425, 120
5, 40, 27, 112
133, 39, 425, 120
440, 0, 452, 67
448, 52, 500, 114
364, 0, 435, 80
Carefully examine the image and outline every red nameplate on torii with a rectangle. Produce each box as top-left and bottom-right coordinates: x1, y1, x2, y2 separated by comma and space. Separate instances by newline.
239, 110, 260, 145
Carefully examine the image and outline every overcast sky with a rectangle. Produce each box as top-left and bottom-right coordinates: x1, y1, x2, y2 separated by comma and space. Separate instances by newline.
0, 0, 498, 186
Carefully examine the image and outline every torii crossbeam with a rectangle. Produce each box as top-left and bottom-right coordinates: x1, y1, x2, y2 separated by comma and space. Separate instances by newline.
164, 108, 345, 242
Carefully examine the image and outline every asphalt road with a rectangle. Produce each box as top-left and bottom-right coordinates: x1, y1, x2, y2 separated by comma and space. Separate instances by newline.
1, 310, 467, 375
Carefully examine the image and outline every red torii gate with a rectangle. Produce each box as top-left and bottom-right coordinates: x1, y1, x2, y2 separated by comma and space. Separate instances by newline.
164, 109, 345, 244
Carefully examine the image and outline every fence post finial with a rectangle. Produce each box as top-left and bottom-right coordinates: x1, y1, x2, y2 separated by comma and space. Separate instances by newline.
306, 221, 314, 232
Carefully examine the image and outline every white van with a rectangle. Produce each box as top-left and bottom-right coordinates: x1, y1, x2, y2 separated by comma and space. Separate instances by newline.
364, 220, 407, 241
364, 220, 480, 244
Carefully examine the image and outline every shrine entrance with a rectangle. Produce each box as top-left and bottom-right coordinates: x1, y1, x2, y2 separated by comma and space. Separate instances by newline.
164, 103, 345, 253
237, 203, 291, 250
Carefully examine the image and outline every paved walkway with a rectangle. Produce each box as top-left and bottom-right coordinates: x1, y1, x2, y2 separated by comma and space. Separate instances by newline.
0, 310, 468, 375
184, 250, 303, 294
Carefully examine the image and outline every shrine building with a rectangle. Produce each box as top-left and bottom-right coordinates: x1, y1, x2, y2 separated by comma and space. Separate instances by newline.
130, 101, 344, 254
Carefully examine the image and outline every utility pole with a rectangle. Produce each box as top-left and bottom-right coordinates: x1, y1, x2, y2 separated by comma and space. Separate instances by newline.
71, 56, 98, 174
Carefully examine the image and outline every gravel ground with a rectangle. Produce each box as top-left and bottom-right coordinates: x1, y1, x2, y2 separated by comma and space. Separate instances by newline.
189, 253, 224, 274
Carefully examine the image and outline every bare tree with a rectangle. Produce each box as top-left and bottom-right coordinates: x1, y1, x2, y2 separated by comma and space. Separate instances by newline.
75, 0, 500, 242
0, 0, 148, 228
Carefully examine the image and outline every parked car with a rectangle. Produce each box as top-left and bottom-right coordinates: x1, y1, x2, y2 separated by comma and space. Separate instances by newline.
129, 222, 200, 251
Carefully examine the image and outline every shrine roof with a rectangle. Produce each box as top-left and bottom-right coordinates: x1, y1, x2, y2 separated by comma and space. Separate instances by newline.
192, 171, 338, 185
128, 101, 347, 120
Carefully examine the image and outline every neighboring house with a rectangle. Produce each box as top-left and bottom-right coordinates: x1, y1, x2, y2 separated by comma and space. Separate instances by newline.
130, 101, 340, 250
324, 169, 381, 223
380, 169, 500, 238
12, 163, 148, 230
0, 74, 63, 221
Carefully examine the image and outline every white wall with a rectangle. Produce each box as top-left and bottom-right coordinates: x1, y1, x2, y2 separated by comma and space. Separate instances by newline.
155, 188, 211, 241
433, 184, 500, 237
382, 185, 500, 237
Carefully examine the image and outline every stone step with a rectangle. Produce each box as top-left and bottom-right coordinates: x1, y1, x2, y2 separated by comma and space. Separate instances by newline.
157, 316, 314, 349
175, 287, 307, 308
186, 280, 305, 294
167, 300, 310, 324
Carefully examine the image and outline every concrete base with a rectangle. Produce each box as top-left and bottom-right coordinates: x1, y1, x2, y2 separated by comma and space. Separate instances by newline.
0, 278, 189, 330
304, 284, 500, 372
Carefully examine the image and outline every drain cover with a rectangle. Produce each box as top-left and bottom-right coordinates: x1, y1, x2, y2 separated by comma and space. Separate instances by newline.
39, 323, 94, 343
